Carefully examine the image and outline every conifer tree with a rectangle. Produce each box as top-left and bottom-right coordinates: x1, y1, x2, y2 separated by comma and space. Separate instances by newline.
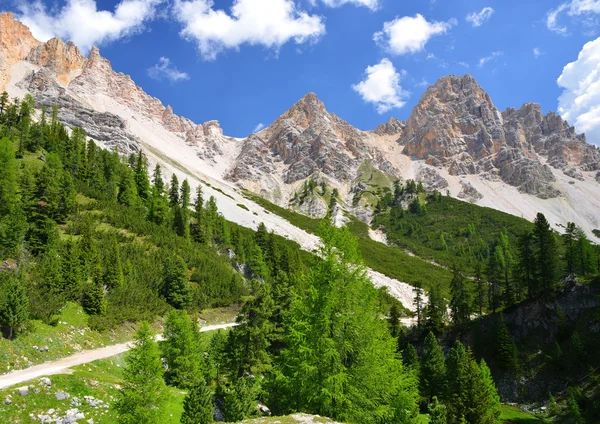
61, 240, 83, 301
223, 378, 256, 422
133, 151, 151, 202
420, 331, 447, 402
162, 255, 191, 309
273, 223, 419, 423
82, 261, 106, 316
477, 359, 501, 423
162, 310, 204, 388
388, 303, 401, 338
193, 185, 205, 243
516, 232, 536, 298
0, 137, 18, 217
180, 379, 214, 424
533, 213, 558, 293
413, 282, 424, 329
104, 235, 124, 290
424, 283, 446, 336
226, 282, 275, 377
402, 343, 420, 372
564, 222, 578, 276
175, 179, 191, 238
495, 318, 518, 372
429, 396, 448, 424
116, 322, 167, 424
169, 174, 180, 207
0, 276, 29, 339
449, 266, 473, 328
474, 262, 486, 317
117, 165, 140, 208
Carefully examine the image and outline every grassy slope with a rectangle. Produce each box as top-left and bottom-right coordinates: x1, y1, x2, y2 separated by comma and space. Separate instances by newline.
243, 191, 453, 291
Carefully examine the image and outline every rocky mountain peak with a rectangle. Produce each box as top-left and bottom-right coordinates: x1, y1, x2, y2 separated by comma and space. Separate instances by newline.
374, 117, 406, 136
278, 92, 329, 129
0, 12, 40, 91
26, 37, 87, 86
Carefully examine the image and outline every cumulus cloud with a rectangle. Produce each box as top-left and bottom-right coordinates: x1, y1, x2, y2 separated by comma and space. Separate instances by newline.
478, 50, 503, 68
310, 0, 379, 9
557, 36, 600, 146
466, 7, 494, 27
173, 0, 325, 60
533, 47, 542, 58
547, 0, 600, 34
16, 0, 162, 53
352, 58, 409, 114
147, 57, 189, 82
373, 14, 456, 55
253, 123, 265, 133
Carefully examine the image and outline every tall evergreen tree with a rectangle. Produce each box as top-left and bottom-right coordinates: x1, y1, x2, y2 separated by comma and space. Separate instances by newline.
192, 185, 205, 244
0, 276, 29, 339
162, 255, 191, 309
162, 310, 204, 388
104, 235, 124, 290
402, 343, 420, 372
223, 378, 256, 422
516, 232, 536, 298
429, 396, 448, 424
532, 213, 559, 293
413, 282, 424, 330
61, 240, 83, 301
449, 266, 473, 328
169, 174, 180, 207
563, 222, 578, 276
82, 261, 106, 316
117, 165, 140, 208
420, 331, 447, 402
116, 322, 167, 424
495, 318, 518, 372
272, 223, 419, 423
424, 283, 446, 336
180, 380, 214, 424
133, 151, 151, 202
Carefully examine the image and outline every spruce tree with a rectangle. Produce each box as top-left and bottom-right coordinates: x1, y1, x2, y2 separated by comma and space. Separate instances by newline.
180, 379, 214, 424
413, 282, 424, 329
564, 222, 577, 276
495, 318, 518, 372
162, 255, 191, 309
162, 310, 204, 388
516, 232, 536, 298
420, 331, 447, 402
0, 276, 29, 339
117, 165, 140, 208
476, 359, 501, 424
223, 378, 256, 422
402, 343, 420, 372
388, 303, 401, 338
169, 174, 180, 207
104, 235, 124, 290
134, 151, 151, 202
0, 137, 18, 216
193, 185, 205, 244
429, 396, 448, 424
449, 266, 473, 328
273, 223, 419, 423
533, 213, 559, 293
116, 322, 167, 424
424, 283, 446, 336
82, 262, 106, 316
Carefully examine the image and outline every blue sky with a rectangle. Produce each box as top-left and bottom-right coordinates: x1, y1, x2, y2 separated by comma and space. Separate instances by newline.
7, 0, 600, 144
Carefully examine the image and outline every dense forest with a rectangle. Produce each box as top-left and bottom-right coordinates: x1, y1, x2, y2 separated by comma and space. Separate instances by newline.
0, 93, 599, 423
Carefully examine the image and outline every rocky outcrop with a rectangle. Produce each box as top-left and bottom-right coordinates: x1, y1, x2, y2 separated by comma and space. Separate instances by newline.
374, 117, 405, 136
417, 166, 448, 191
26, 38, 86, 85
457, 180, 483, 203
400, 74, 600, 198
228, 93, 374, 185
0, 12, 40, 91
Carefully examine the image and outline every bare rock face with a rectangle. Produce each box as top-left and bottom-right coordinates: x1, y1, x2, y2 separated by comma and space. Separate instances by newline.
18, 68, 140, 155
457, 180, 483, 203
26, 38, 86, 85
417, 166, 448, 191
400, 74, 600, 198
374, 117, 405, 136
228, 93, 376, 185
0, 12, 40, 91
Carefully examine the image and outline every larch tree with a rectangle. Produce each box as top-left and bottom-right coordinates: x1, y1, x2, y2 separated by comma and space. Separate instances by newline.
180, 379, 214, 424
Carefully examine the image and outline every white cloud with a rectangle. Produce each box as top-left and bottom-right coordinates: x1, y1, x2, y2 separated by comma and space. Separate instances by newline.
147, 57, 189, 82
373, 14, 456, 55
253, 123, 265, 133
478, 50, 503, 68
173, 0, 325, 60
547, 0, 600, 34
416, 78, 429, 87
557, 36, 600, 146
457, 61, 470, 68
533, 47, 542, 58
312, 0, 379, 10
16, 0, 162, 53
466, 7, 494, 27
352, 58, 409, 114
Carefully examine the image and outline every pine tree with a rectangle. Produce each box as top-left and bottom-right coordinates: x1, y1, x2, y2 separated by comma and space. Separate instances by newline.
424, 283, 446, 336
226, 282, 275, 377
564, 222, 577, 276
169, 174, 180, 207
104, 236, 124, 290
533, 213, 559, 293
429, 396, 448, 424
82, 262, 106, 316
223, 378, 256, 422
498, 230, 516, 306
516, 232, 536, 298
402, 343, 420, 372
133, 151, 151, 202
116, 322, 167, 424
413, 282, 424, 329
449, 266, 473, 328
388, 303, 401, 338
476, 359, 501, 424
487, 246, 504, 313
495, 318, 518, 372
162, 255, 191, 309
180, 379, 214, 424
193, 185, 205, 243
273, 223, 419, 423
420, 331, 447, 402
118, 165, 140, 208
0, 276, 29, 339
474, 262, 486, 317
162, 310, 204, 388
0, 137, 19, 216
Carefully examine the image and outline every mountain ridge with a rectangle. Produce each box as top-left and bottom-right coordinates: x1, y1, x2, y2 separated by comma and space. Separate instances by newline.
1, 11, 599, 238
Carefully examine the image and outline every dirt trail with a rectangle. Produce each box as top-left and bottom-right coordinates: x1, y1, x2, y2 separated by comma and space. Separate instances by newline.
0, 322, 237, 390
